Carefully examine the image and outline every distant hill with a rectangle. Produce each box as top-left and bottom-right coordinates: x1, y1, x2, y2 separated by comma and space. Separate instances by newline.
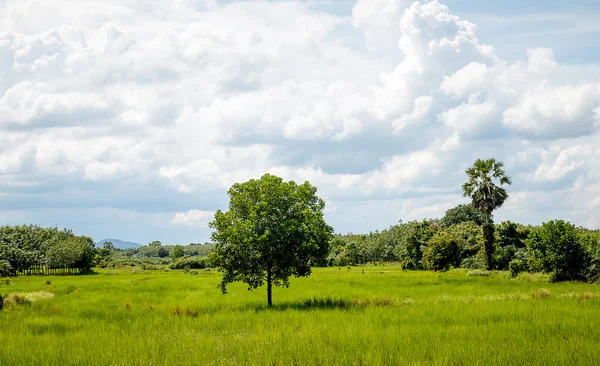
96, 238, 142, 250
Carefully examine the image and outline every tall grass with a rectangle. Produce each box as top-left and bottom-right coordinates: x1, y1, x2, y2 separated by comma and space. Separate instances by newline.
1, 266, 599, 365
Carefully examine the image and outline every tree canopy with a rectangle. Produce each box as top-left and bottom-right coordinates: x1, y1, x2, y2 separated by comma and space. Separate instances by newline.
440, 204, 484, 227
209, 174, 334, 306
462, 158, 512, 223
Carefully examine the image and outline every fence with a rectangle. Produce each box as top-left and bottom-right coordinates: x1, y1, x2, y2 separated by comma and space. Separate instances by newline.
17, 265, 84, 276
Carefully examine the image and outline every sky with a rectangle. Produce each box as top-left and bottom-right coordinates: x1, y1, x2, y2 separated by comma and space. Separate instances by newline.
1, 0, 599, 245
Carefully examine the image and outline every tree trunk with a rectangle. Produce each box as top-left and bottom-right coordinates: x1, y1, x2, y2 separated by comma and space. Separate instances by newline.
267, 269, 273, 307
482, 223, 495, 271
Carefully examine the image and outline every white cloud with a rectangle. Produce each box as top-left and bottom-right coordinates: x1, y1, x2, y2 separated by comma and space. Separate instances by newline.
172, 210, 215, 227
1, 0, 599, 243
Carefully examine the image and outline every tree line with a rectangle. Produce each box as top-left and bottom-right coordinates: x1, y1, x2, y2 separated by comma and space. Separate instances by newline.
2, 158, 599, 306
0, 226, 95, 277
329, 207, 600, 281
95, 240, 214, 269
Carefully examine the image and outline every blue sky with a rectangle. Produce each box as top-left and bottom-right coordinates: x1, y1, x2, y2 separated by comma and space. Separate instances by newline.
1, 0, 599, 245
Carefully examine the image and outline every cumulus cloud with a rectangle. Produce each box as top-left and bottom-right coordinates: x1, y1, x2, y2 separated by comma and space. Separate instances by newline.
0, 0, 599, 243
172, 210, 215, 227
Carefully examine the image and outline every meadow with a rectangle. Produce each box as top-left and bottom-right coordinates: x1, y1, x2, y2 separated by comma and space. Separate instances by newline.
1, 266, 600, 365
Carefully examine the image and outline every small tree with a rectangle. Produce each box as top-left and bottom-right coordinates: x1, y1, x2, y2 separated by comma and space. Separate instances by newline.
392, 220, 439, 270
526, 220, 589, 281
422, 232, 462, 271
462, 158, 511, 269
172, 245, 185, 259
103, 241, 115, 250
209, 174, 333, 306
0, 260, 15, 277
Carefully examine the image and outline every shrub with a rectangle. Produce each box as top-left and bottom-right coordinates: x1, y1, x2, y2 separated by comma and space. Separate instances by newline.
460, 253, 486, 270
587, 247, 600, 284
422, 233, 461, 271
0, 260, 15, 278
508, 259, 525, 277
526, 220, 589, 281
169, 257, 206, 270
140, 263, 157, 270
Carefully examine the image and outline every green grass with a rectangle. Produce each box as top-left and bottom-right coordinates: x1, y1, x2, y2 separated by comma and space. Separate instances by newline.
1, 266, 600, 365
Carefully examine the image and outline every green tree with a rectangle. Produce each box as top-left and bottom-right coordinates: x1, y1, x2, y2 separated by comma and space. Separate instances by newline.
46, 236, 95, 271
494, 221, 529, 270
172, 245, 185, 259
392, 220, 439, 270
209, 174, 334, 306
462, 158, 512, 223
439, 204, 484, 227
149, 241, 162, 247
103, 241, 114, 250
422, 232, 462, 271
462, 158, 511, 269
526, 220, 589, 280
0, 259, 15, 277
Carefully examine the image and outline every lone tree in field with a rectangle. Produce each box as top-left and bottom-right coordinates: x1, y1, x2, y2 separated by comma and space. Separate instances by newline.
209, 174, 334, 306
462, 158, 512, 269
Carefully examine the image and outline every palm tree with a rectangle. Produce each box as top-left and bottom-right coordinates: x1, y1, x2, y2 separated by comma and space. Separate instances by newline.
462, 158, 512, 223
462, 158, 512, 270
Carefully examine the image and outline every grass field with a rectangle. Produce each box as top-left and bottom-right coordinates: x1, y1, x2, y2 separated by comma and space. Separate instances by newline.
1, 266, 600, 365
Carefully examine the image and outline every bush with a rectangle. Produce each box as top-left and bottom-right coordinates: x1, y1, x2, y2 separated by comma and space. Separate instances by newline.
587, 247, 600, 283
422, 233, 461, 271
169, 257, 206, 270
140, 263, 157, 270
460, 253, 486, 270
508, 259, 525, 277
526, 220, 589, 281
0, 260, 15, 278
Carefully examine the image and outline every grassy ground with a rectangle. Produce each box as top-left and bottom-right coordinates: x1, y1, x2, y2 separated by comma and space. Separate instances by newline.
1, 266, 600, 365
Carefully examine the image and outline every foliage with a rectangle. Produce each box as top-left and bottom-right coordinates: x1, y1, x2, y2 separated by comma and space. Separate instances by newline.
392, 220, 439, 270
494, 221, 530, 270
439, 204, 484, 228
509, 259, 525, 277
172, 245, 185, 259
169, 257, 207, 270
0, 259, 15, 277
462, 158, 512, 223
46, 236, 95, 271
587, 247, 600, 284
444, 221, 483, 258
0, 225, 92, 274
526, 220, 589, 280
422, 233, 462, 271
209, 174, 334, 306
